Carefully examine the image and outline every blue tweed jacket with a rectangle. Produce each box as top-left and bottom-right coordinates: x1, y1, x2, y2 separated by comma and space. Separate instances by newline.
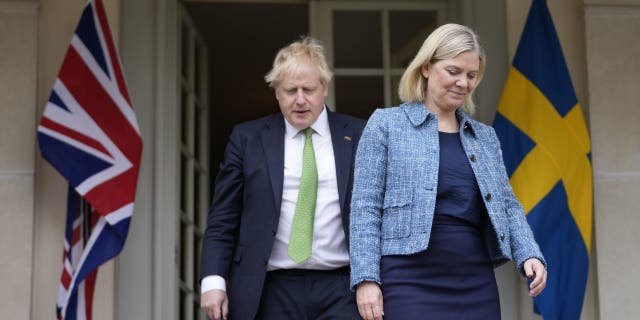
349, 102, 545, 290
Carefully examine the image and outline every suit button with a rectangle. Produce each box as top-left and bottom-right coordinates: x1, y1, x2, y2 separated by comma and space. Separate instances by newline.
271, 229, 276, 236
470, 154, 476, 162
485, 193, 492, 201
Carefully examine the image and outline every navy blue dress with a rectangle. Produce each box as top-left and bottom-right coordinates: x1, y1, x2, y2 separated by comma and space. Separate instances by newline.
380, 132, 500, 319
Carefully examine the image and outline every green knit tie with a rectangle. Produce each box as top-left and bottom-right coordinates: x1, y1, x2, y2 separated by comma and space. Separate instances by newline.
288, 127, 318, 264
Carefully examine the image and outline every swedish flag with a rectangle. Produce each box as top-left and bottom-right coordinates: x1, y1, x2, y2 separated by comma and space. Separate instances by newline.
493, 0, 592, 319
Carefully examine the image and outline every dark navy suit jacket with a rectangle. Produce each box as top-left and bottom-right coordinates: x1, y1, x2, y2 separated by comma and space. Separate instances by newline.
200, 110, 365, 320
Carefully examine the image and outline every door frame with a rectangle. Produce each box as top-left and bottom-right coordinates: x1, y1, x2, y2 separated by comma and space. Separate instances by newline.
117, 0, 512, 319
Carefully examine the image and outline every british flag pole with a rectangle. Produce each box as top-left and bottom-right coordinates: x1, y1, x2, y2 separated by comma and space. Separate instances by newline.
36, 0, 143, 319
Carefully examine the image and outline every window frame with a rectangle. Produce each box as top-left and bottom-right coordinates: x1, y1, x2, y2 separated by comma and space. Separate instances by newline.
311, 0, 449, 110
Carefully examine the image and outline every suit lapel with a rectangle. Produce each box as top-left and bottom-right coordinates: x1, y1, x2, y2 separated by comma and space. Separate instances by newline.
328, 112, 354, 212
261, 114, 285, 214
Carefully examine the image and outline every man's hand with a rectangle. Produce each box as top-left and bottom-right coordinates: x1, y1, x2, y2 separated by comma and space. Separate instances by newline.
524, 258, 547, 297
356, 281, 384, 320
201, 289, 228, 320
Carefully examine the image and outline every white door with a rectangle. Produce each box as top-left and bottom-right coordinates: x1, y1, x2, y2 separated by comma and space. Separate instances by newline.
178, 5, 210, 320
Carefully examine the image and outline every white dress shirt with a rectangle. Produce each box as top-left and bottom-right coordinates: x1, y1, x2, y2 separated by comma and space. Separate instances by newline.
201, 107, 349, 294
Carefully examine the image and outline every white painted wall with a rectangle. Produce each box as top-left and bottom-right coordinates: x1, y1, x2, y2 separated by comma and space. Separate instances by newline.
0, 1, 39, 319
585, 1, 640, 318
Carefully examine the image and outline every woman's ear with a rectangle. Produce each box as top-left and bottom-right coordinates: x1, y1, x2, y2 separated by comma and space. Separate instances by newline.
421, 64, 429, 79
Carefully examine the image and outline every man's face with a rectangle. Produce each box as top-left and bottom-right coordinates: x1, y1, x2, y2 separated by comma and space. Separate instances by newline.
275, 62, 328, 130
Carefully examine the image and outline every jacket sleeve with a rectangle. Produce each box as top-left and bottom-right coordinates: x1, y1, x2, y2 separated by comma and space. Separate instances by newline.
489, 127, 546, 276
349, 109, 388, 290
200, 125, 245, 281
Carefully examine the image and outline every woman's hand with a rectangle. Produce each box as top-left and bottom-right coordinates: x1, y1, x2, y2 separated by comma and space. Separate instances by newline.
356, 281, 384, 320
524, 258, 547, 297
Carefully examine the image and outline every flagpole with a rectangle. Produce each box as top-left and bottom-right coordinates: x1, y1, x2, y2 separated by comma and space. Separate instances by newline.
82, 198, 91, 246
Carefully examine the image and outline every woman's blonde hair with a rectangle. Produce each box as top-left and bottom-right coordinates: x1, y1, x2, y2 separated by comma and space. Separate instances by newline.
397, 23, 486, 115
265, 36, 333, 88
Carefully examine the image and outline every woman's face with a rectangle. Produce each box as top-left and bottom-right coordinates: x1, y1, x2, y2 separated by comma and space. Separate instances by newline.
421, 50, 480, 114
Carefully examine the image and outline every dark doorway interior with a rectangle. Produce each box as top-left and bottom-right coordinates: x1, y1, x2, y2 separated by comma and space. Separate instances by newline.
184, 2, 309, 181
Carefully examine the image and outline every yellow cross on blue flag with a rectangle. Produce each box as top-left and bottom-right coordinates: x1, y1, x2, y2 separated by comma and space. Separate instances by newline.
493, 0, 592, 319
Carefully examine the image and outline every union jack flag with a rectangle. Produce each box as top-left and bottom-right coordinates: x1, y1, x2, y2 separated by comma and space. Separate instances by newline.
36, 0, 142, 319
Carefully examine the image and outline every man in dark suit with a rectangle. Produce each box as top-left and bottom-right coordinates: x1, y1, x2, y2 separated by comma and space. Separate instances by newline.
200, 37, 365, 320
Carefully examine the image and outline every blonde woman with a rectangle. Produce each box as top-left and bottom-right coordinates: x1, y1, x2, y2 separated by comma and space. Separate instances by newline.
349, 24, 547, 320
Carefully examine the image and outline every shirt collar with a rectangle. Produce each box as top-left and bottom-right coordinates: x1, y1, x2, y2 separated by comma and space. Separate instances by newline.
401, 101, 477, 137
284, 105, 330, 139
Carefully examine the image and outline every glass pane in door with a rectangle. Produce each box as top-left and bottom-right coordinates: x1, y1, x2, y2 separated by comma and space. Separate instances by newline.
335, 76, 384, 120
333, 10, 382, 68
390, 75, 403, 107
389, 10, 438, 68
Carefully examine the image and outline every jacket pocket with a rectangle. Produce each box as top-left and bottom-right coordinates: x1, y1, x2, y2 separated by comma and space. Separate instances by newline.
381, 189, 413, 239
